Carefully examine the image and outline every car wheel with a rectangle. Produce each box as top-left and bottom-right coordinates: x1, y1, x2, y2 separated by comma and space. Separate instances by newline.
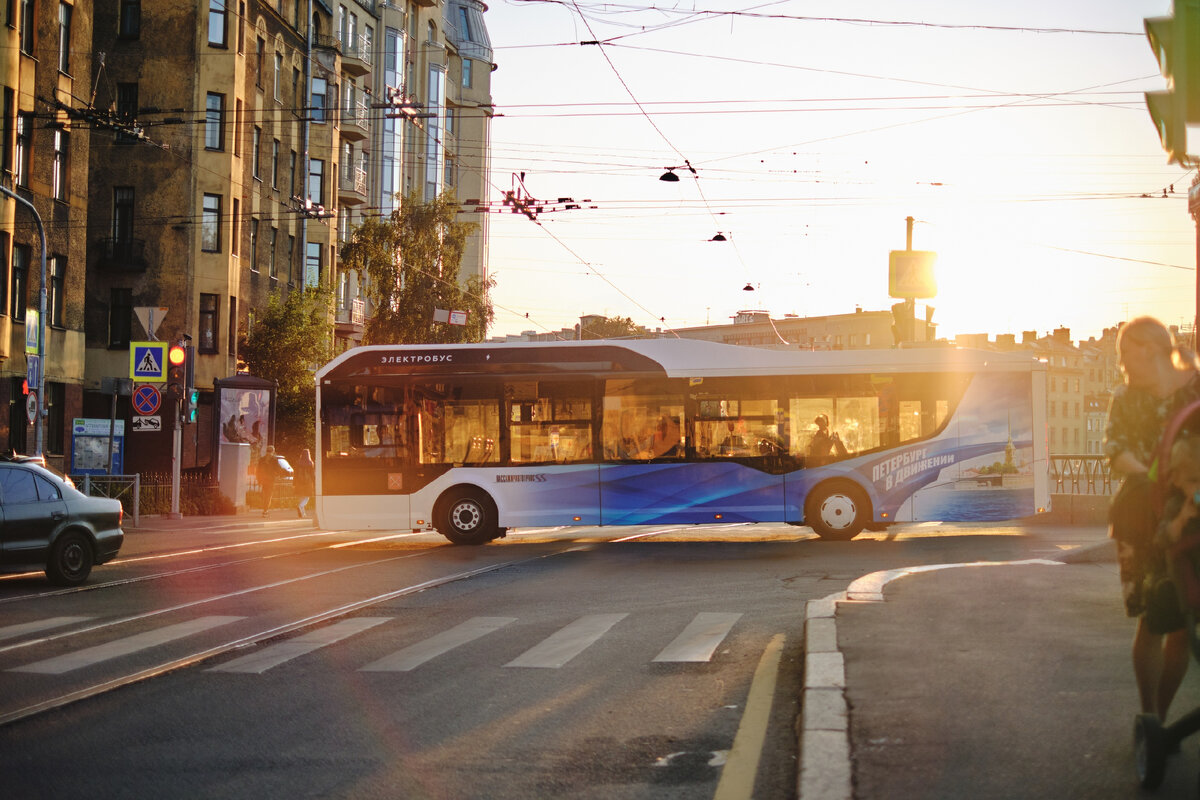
46, 530, 94, 586
805, 481, 869, 541
437, 488, 498, 545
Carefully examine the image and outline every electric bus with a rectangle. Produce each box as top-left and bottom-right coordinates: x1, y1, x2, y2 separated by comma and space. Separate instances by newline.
314, 339, 1048, 543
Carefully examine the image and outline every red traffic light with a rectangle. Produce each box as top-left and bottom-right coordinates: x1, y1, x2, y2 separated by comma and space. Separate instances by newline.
20, 379, 28, 396
168, 345, 186, 366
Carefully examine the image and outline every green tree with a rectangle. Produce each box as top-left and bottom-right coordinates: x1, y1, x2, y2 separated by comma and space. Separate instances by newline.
238, 286, 333, 454
580, 315, 645, 339
341, 191, 494, 344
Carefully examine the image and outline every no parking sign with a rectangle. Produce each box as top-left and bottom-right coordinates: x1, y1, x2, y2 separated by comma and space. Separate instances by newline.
132, 384, 161, 416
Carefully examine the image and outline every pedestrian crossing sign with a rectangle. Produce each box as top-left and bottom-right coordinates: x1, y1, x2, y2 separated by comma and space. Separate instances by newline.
129, 342, 167, 382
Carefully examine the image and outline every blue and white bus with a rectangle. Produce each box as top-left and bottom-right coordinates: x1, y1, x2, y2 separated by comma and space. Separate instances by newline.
313, 339, 1049, 542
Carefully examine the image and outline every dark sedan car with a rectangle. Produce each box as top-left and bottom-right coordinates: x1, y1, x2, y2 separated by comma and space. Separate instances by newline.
0, 458, 124, 585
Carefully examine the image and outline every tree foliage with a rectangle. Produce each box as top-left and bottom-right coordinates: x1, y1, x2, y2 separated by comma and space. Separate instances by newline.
340, 191, 494, 344
238, 286, 333, 454
580, 315, 645, 340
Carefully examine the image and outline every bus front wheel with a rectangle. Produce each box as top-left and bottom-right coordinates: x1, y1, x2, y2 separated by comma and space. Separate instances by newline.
437, 488, 499, 546
805, 482, 869, 541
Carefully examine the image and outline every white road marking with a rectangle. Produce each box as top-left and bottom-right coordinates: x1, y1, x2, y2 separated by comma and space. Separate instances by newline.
653, 612, 743, 662
0, 617, 92, 643
360, 616, 517, 672
209, 617, 392, 674
504, 613, 628, 669
9, 616, 245, 675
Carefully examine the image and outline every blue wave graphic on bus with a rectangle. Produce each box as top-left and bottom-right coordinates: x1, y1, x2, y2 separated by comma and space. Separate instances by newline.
599, 463, 788, 525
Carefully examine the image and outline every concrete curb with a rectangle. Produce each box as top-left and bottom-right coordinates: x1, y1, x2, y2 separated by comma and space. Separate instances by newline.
796, 541, 1111, 799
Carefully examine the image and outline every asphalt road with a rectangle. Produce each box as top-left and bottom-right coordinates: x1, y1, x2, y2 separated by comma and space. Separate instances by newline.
0, 521, 1101, 799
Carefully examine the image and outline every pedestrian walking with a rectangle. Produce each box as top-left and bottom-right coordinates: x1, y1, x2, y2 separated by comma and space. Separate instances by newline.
258, 445, 281, 516
295, 448, 315, 518
1105, 316, 1200, 721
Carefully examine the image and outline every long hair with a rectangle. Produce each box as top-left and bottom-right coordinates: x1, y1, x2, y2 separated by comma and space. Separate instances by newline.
1119, 316, 1199, 372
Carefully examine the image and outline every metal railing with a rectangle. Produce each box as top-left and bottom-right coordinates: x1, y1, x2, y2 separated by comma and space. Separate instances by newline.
72, 474, 141, 527
1048, 455, 1114, 496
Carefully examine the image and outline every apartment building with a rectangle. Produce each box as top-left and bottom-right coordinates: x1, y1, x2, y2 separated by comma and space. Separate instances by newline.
0, 0, 494, 471
0, 0, 94, 468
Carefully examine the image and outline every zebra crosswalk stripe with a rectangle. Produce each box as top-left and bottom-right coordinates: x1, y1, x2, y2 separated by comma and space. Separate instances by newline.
360, 616, 516, 672
210, 617, 392, 674
504, 613, 628, 669
0, 616, 92, 643
653, 612, 743, 662
8, 616, 245, 675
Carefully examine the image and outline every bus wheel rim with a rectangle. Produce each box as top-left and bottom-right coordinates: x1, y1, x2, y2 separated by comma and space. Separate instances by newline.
819, 495, 856, 530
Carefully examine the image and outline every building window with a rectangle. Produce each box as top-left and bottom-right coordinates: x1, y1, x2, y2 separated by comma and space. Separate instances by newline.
205, 92, 225, 150
51, 130, 68, 201
199, 293, 219, 353
231, 197, 240, 256
58, 2, 71, 74
113, 186, 134, 245
286, 235, 295, 285
45, 382, 63, 454
19, 0, 34, 54
269, 227, 278, 278
228, 295, 237, 355
462, 58, 472, 89
0, 233, 9, 316
274, 52, 282, 101
311, 78, 326, 123
289, 150, 297, 195
457, 7, 472, 41
119, 0, 140, 38
2, 88, 13, 175
252, 126, 261, 177
308, 158, 324, 205
11, 244, 28, 321
109, 287, 132, 349
48, 255, 64, 328
237, 0, 245, 53
14, 113, 31, 187
256, 37, 265, 87
305, 241, 321, 285
234, 99, 242, 155
271, 139, 280, 188
208, 0, 227, 47
116, 82, 138, 144
249, 218, 258, 270
202, 193, 221, 252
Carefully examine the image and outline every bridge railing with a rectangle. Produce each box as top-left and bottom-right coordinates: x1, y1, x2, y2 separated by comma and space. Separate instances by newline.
1048, 455, 1114, 497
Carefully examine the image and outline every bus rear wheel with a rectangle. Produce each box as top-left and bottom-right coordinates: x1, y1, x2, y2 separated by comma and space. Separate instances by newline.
437, 488, 499, 546
805, 482, 869, 541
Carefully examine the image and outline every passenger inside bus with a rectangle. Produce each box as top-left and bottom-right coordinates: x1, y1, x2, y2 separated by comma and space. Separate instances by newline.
807, 414, 848, 466
718, 419, 750, 456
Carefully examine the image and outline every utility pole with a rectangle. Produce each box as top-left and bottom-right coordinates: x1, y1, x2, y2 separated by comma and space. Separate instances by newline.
0, 184, 46, 455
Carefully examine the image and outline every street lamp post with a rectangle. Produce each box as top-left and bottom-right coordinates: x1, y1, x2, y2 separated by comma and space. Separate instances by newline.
0, 183, 47, 455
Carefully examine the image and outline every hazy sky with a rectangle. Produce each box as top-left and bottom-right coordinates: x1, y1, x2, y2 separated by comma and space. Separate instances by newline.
477, 0, 1191, 342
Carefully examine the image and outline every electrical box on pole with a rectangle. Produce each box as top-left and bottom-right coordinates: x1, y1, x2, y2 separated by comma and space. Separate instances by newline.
1145, 3, 1200, 164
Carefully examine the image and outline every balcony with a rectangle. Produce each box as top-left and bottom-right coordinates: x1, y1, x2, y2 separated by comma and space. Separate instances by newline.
96, 237, 147, 271
341, 34, 372, 77
340, 95, 370, 141
338, 165, 368, 206
335, 298, 366, 339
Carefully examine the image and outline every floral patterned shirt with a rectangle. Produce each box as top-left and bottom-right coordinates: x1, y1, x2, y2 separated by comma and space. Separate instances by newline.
1104, 373, 1200, 474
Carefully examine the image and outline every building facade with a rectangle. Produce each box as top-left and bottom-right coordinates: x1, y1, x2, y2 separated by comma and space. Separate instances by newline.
0, 0, 494, 472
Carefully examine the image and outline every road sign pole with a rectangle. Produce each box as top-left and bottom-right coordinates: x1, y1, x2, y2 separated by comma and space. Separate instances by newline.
169, 397, 182, 519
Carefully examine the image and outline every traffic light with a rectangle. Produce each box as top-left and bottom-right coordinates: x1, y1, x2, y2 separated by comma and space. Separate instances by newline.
1145, 5, 1200, 163
166, 342, 186, 401
183, 345, 198, 424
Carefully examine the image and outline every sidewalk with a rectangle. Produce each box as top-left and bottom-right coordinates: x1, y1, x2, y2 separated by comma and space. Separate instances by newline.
807, 535, 1200, 799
